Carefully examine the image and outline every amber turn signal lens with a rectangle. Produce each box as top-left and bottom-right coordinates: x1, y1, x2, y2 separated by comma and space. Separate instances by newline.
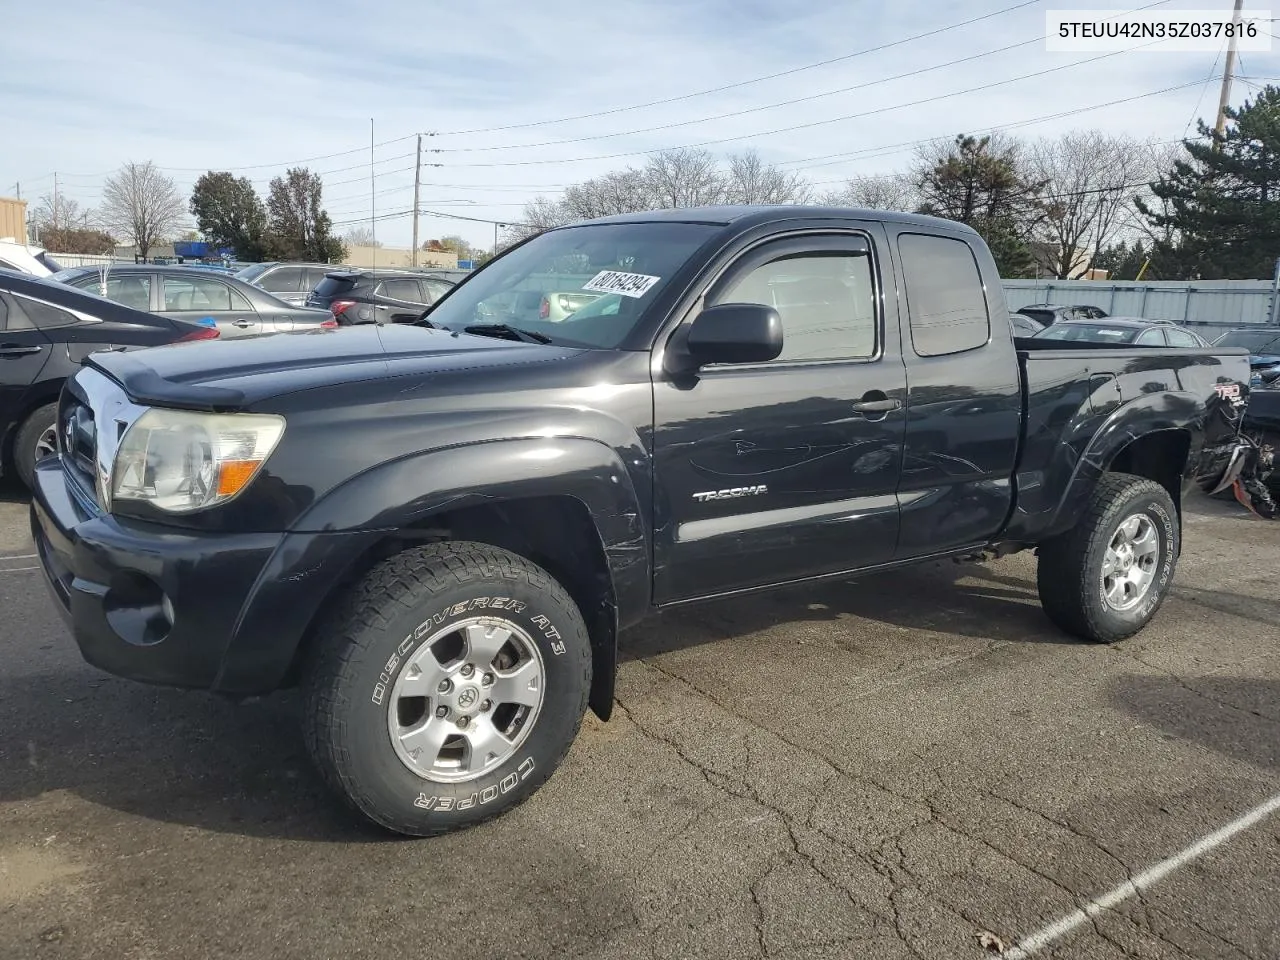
216, 459, 264, 497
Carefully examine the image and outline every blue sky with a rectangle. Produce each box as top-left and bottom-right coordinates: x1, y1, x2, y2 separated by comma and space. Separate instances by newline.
2, 0, 1277, 250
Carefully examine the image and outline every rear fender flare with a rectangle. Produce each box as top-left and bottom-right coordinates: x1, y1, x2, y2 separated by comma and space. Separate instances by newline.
1048, 392, 1201, 536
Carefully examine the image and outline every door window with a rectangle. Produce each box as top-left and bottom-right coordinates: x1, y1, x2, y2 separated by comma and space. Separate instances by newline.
1166, 328, 1201, 347
1135, 328, 1168, 346
712, 249, 878, 361
9, 294, 80, 329
423, 279, 453, 302
259, 267, 303, 293
162, 276, 249, 311
899, 234, 991, 357
380, 279, 426, 303
72, 274, 152, 310
304, 268, 330, 291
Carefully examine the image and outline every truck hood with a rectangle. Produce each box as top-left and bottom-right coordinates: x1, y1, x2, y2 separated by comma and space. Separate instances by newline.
85, 324, 585, 411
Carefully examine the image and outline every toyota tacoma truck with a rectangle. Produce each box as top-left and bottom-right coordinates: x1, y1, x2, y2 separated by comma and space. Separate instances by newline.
30, 206, 1261, 836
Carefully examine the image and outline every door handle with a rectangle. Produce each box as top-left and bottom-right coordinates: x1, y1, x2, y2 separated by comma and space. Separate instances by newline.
232, 319, 254, 328
851, 397, 901, 413
0, 344, 43, 357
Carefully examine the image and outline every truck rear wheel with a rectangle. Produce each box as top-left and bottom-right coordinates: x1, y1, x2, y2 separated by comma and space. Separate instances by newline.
302, 541, 591, 836
1036, 473, 1179, 643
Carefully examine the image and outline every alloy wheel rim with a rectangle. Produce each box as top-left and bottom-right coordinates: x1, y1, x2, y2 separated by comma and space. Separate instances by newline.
1101, 513, 1160, 611
34, 425, 58, 461
387, 616, 546, 783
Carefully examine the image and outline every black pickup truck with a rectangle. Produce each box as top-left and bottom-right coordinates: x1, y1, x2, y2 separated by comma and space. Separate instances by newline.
30, 206, 1259, 836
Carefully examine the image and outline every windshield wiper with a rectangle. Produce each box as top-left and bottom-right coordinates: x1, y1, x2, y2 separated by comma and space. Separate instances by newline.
462, 323, 553, 345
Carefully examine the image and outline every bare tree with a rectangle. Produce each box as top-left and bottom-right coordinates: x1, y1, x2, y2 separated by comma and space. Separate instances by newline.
1128, 139, 1184, 249
723, 150, 812, 205
560, 170, 652, 220
100, 161, 186, 259
33, 193, 90, 233
342, 226, 381, 248
820, 172, 918, 211
642, 148, 725, 208
506, 195, 570, 243
1028, 131, 1151, 278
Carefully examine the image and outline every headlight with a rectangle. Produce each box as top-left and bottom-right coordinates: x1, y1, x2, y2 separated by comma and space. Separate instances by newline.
111, 409, 285, 514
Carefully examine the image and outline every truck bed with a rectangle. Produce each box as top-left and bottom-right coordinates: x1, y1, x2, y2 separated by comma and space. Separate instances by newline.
1005, 340, 1251, 541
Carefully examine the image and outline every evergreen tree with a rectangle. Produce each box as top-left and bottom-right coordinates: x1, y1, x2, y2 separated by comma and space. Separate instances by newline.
264, 167, 346, 263
190, 171, 268, 260
914, 134, 1046, 277
1137, 86, 1280, 279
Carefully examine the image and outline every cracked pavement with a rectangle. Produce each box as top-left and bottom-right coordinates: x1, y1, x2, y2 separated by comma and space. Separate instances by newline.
1, 483, 1278, 960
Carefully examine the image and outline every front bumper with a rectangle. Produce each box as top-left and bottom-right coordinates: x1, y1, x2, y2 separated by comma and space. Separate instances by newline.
30, 458, 378, 694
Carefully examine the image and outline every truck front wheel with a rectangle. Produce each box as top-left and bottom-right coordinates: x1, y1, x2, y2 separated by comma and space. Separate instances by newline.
1036, 473, 1180, 643
303, 542, 591, 836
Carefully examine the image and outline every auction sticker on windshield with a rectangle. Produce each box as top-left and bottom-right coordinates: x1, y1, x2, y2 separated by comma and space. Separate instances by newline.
582, 270, 661, 298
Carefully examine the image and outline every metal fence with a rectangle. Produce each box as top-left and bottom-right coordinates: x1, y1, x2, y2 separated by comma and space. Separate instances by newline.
47, 252, 133, 269
1002, 279, 1280, 340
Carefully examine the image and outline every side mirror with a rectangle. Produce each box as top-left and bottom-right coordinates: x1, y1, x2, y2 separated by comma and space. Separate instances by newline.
684, 303, 783, 367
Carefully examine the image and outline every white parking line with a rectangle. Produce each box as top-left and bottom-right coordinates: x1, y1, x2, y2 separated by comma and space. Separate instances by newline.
0, 566, 38, 573
1002, 791, 1280, 959
0, 554, 36, 560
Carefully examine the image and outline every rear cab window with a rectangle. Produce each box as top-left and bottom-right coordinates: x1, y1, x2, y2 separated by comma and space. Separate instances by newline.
898, 233, 991, 356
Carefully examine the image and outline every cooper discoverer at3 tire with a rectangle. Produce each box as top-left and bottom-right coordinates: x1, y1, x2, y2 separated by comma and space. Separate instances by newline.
302, 541, 592, 836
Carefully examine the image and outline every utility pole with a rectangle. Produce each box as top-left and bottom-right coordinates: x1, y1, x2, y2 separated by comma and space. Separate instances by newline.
411, 133, 422, 268
52, 172, 59, 233
370, 118, 377, 269
1213, 0, 1245, 146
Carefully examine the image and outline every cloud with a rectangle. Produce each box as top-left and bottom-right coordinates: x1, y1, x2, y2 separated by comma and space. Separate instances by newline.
2, 0, 1275, 249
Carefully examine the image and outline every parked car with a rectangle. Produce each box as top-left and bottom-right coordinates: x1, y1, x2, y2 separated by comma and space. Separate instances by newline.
31, 205, 1260, 837
1211, 327, 1280, 384
1016, 303, 1109, 325
1030, 316, 1209, 347
0, 268, 218, 489
0, 239, 61, 277
306, 269, 456, 323
235, 262, 338, 306
49, 264, 337, 339
1009, 312, 1044, 337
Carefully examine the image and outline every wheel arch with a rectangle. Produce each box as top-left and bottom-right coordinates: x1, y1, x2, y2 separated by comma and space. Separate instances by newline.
1044, 394, 1201, 539
270, 438, 650, 721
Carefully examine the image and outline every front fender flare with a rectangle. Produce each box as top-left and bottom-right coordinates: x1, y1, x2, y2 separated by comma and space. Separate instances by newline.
291, 437, 651, 720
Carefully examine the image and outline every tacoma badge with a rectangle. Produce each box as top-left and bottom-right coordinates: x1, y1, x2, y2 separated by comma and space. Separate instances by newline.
692, 485, 768, 503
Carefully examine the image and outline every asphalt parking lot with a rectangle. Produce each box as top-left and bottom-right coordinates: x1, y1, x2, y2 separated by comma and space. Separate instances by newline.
1, 481, 1277, 960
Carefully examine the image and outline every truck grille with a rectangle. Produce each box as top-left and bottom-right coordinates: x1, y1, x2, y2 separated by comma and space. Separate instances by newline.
59, 392, 99, 500
57, 366, 150, 512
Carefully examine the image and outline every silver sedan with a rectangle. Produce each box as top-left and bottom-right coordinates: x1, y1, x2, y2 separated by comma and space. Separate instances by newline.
51, 264, 338, 339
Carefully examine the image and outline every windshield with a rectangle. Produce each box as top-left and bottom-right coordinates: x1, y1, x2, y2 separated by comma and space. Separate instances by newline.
1033, 322, 1140, 343
424, 221, 719, 348
1217, 330, 1280, 352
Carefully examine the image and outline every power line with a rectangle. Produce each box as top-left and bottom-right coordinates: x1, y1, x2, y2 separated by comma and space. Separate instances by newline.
440, 42, 1170, 168
430, 36, 1045, 154
781, 79, 1208, 173
427, 0, 1178, 157
429, 0, 1048, 137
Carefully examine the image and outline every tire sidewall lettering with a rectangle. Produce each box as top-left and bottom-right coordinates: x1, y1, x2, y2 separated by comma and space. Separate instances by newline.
413, 756, 536, 811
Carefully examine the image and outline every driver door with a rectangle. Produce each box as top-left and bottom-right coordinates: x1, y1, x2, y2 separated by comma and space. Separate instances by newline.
652, 228, 908, 602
